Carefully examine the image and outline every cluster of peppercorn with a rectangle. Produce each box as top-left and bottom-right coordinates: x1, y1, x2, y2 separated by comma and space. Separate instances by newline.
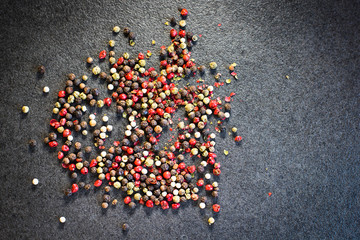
45, 8, 239, 224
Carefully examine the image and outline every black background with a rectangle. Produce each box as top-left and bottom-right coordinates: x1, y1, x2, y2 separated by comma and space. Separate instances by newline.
0, 0, 359, 239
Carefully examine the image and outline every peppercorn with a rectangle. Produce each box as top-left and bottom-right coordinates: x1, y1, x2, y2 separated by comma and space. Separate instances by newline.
101, 202, 109, 209
209, 62, 217, 69
37, 65, 45, 74
123, 27, 130, 36
28, 139, 37, 147
22, 106, 29, 114
128, 32, 136, 40
122, 223, 129, 231
86, 57, 93, 64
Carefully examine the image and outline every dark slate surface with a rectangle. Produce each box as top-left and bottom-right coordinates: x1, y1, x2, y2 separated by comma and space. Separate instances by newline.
0, 0, 359, 239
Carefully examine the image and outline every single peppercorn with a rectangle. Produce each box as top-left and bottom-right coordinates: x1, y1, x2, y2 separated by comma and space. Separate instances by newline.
28, 139, 37, 147
37, 65, 45, 74
122, 223, 129, 231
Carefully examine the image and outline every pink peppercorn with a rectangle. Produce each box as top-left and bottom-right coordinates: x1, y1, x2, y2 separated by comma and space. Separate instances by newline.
61, 145, 69, 152
80, 167, 88, 175
170, 29, 177, 38
71, 184, 79, 193
58, 91, 66, 98
180, 9, 188, 17
160, 201, 169, 210
212, 204, 220, 212
104, 97, 112, 106
63, 129, 71, 138
99, 50, 107, 59
49, 141, 58, 148
205, 184, 213, 191
124, 196, 131, 205
146, 200, 154, 208
94, 180, 102, 187
172, 203, 180, 209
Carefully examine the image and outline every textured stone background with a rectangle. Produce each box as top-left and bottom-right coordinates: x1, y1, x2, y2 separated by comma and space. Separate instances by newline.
0, 0, 359, 239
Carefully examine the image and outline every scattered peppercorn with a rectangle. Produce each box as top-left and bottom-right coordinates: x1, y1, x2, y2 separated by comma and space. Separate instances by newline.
59, 216, 66, 223
22, 106, 29, 113
44, 9, 243, 226
29, 139, 37, 147
32, 178, 39, 185
37, 65, 45, 74
122, 223, 129, 231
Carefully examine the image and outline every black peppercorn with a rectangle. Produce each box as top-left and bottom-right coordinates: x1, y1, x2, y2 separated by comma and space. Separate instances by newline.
37, 65, 45, 74
123, 27, 130, 36
28, 139, 37, 147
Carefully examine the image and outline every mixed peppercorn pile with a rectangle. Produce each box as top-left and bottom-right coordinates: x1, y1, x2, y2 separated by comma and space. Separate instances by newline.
38, 9, 242, 225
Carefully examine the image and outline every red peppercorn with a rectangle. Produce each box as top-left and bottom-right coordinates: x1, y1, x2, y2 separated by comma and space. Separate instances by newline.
124, 196, 131, 205
61, 145, 69, 152
187, 165, 196, 174
212, 204, 220, 212
134, 166, 142, 172
68, 164, 75, 171
166, 193, 173, 202
105, 173, 111, 181
235, 136, 242, 142
138, 52, 144, 59
180, 8, 188, 17
178, 162, 186, 169
179, 29, 186, 37
167, 152, 175, 159
209, 100, 218, 109
163, 171, 171, 179
170, 29, 177, 38
59, 118, 66, 126
125, 72, 133, 80
104, 97, 112, 106
94, 180, 102, 187
208, 152, 217, 158
156, 108, 164, 116
63, 129, 71, 138
99, 50, 107, 59
197, 179, 204, 187
59, 108, 67, 117
172, 203, 180, 209
205, 184, 213, 191
127, 147, 134, 155
146, 200, 154, 208
167, 72, 175, 79
117, 57, 124, 65
134, 159, 141, 166
58, 151, 64, 159
133, 173, 140, 180
90, 159, 97, 167
183, 54, 190, 62
114, 156, 121, 162
49, 141, 58, 148
189, 138, 197, 146
207, 157, 215, 165
58, 91, 66, 98
71, 183, 79, 193
80, 167, 88, 175
160, 200, 169, 210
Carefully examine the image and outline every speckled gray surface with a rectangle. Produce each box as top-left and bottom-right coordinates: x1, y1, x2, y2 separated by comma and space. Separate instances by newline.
0, 0, 359, 239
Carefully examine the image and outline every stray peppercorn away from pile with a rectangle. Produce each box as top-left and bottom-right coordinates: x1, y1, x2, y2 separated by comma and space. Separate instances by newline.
44, 9, 242, 224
